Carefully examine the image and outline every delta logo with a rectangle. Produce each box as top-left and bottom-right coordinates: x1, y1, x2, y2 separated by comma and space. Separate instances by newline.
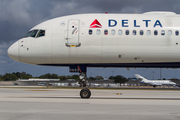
89, 19, 102, 28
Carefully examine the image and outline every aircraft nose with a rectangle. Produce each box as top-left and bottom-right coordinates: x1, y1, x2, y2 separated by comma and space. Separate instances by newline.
7, 41, 19, 62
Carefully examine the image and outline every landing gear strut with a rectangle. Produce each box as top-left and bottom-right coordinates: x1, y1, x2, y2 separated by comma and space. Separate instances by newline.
69, 65, 91, 98
78, 66, 91, 99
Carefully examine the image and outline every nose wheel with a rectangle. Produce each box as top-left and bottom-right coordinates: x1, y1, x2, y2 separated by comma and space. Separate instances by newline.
71, 66, 91, 99
78, 70, 91, 99
80, 88, 91, 98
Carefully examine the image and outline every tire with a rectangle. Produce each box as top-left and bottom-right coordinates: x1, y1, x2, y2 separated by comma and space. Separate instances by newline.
80, 89, 91, 99
86, 89, 91, 97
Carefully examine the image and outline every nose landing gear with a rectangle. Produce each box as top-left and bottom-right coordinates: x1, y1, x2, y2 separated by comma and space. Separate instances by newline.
77, 66, 91, 99
69, 65, 91, 99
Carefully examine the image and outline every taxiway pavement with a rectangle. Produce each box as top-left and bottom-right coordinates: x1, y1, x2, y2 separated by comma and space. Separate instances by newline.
0, 88, 180, 120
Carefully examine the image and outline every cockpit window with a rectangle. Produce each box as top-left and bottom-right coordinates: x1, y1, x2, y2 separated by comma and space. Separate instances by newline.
24, 29, 45, 38
37, 30, 45, 37
30, 30, 38, 37
24, 30, 33, 37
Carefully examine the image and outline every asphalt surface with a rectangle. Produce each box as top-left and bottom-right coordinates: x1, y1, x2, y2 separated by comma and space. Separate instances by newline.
0, 88, 180, 120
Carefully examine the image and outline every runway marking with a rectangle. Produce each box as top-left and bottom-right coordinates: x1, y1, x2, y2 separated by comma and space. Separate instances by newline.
20, 96, 180, 100
24, 90, 54, 91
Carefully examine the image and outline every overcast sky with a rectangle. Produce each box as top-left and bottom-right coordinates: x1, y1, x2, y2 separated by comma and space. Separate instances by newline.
1, 0, 180, 79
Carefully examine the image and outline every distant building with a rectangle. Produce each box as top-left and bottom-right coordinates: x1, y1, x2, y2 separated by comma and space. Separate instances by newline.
103, 77, 109, 81
127, 77, 141, 86
17, 79, 60, 81
67, 79, 76, 81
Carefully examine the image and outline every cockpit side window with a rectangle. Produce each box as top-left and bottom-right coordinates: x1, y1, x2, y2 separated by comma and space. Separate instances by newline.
24, 29, 45, 38
30, 30, 38, 37
37, 30, 45, 38
24, 30, 33, 38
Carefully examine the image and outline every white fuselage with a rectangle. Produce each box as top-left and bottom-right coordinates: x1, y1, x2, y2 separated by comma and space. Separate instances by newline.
7, 11, 180, 68
142, 79, 176, 86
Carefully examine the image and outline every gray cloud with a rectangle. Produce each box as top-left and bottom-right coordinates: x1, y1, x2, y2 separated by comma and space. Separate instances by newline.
0, 43, 9, 56
1, 0, 180, 43
49, 0, 180, 13
1, 0, 180, 78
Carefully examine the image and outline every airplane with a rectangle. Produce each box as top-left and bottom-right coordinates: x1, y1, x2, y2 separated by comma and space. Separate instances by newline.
135, 74, 176, 87
7, 11, 180, 98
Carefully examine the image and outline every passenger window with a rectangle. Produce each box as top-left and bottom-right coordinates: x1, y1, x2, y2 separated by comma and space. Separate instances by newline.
118, 30, 122, 35
161, 30, 165, 36
104, 30, 108, 35
24, 30, 33, 38
89, 29, 92, 35
168, 30, 172, 36
175, 30, 179, 36
147, 30, 151, 36
96, 29, 101, 35
111, 30, 115, 35
140, 30, 144, 35
125, 30, 129, 35
133, 30, 136, 35
154, 30, 158, 35
30, 30, 38, 37
37, 30, 45, 37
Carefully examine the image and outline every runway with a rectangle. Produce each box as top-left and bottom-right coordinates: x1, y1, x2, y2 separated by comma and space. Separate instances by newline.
0, 88, 180, 120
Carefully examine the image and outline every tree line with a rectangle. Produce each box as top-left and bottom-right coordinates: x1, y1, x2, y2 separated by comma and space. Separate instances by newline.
0, 72, 128, 84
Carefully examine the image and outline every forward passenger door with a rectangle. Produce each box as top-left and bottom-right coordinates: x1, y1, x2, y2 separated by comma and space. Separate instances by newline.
66, 19, 81, 47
